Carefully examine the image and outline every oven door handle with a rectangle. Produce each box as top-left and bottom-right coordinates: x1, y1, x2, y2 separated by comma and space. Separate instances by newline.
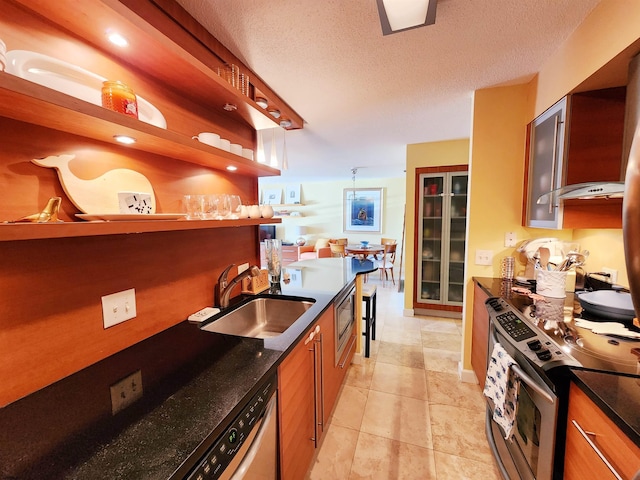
490, 323, 556, 405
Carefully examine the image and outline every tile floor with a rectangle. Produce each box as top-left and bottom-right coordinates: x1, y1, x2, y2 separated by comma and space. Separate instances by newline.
307, 278, 502, 480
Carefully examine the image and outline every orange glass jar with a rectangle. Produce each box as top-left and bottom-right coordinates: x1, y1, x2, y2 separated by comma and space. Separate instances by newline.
101, 80, 138, 119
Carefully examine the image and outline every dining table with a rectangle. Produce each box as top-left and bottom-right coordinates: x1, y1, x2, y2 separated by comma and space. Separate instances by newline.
345, 244, 385, 260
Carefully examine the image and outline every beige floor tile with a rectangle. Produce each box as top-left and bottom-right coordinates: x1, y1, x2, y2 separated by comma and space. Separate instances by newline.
430, 404, 495, 464
382, 315, 423, 331
307, 424, 359, 480
426, 371, 486, 413
360, 390, 432, 448
421, 331, 462, 352
379, 327, 423, 346
434, 451, 502, 480
418, 317, 461, 334
331, 384, 369, 431
376, 341, 425, 369
345, 359, 376, 389
348, 432, 437, 480
370, 362, 428, 400
423, 347, 461, 374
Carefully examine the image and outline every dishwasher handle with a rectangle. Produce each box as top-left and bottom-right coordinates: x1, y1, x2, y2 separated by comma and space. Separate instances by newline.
230, 393, 277, 480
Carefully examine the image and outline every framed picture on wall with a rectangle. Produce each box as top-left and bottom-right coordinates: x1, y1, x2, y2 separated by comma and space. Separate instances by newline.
263, 189, 282, 205
285, 184, 301, 204
343, 188, 383, 233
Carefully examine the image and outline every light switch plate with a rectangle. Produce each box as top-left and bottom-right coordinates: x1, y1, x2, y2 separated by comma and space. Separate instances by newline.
475, 249, 493, 266
102, 289, 137, 328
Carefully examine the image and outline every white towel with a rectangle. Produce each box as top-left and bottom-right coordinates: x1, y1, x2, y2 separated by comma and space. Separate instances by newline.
483, 343, 520, 439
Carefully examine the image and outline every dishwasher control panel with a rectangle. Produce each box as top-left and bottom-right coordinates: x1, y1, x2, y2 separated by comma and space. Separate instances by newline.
187, 376, 277, 480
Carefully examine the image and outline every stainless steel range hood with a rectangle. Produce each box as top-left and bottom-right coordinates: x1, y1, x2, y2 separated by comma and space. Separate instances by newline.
537, 181, 625, 205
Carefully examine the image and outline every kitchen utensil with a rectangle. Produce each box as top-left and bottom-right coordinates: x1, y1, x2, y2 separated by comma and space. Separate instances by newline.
538, 247, 550, 270
32, 154, 156, 214
576, 290, 636, 321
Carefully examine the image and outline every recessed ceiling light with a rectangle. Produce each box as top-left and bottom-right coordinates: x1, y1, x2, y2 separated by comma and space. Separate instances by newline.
255, 97, 268, 109
226, 165, 238, 171
268, 109, 281, 119
224, 103, 238, 111
279, 119, 292, 128
106, 31, 129, 47
113, 135, 136, 144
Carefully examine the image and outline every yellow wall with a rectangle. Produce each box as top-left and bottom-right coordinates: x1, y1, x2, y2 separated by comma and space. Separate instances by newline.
404, 139, 470, 309
461, 1, 640, 376
258, 177, 406, 252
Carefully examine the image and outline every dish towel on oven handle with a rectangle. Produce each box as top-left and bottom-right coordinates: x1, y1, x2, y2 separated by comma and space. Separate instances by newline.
483, 343, 521, 440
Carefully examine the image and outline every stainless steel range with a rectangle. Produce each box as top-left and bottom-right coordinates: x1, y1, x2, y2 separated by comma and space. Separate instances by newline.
484, 295, 640, 480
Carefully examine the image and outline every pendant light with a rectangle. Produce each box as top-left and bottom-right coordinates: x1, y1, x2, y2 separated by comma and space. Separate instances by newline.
282, 128, 289, 170
270, 128, 278, 168
256, 130, 266, 164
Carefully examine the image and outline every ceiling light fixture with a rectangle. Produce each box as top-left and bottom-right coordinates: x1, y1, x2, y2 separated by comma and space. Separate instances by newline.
268, 108, 281, 119
106, 31, 129, 47
113, 135, 136, 144
226, 165, 238, 172
279, 118, 292, 128
255, 97, 268, 109
376, 0, 437, 36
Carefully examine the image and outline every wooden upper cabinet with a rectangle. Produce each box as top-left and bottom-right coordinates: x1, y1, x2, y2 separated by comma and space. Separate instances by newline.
524, 87, 625, 229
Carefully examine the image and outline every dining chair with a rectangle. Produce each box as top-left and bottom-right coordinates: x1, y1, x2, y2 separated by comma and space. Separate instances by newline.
380, 237, 396, 245
330, 243, 346, 257
377, 242, 397, 286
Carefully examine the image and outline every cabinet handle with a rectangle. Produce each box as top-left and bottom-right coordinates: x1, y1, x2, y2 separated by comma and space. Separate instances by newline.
317, 332, 325, 434
549, 114, 561, 214
338, 335, 357, 369
571, 420, 623, 480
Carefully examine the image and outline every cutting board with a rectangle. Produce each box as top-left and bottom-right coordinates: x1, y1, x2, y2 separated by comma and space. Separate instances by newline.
32, 154, 156, 214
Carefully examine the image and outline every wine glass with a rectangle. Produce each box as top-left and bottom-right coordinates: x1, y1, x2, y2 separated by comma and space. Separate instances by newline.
215, 194, 231, 219
228, 195, 243, 219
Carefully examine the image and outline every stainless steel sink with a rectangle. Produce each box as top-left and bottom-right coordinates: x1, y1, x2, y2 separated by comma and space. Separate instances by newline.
200, 297, 315, 338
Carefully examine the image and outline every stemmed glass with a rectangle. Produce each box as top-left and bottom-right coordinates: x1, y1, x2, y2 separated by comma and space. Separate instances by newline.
215, 194, 231, 220
228, 195, 243, 219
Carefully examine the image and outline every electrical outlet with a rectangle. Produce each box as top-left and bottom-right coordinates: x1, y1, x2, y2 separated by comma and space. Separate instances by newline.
237, 263, 249, 274
602, 267, 618, 284
475, 249, 493, 266
102, 289, 137, 329
504, 232, 516, 247
110, 370, 143, 415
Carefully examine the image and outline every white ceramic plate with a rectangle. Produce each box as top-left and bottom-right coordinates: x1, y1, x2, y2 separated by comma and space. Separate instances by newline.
5, 50, 167, 129
76, 213, 185, 221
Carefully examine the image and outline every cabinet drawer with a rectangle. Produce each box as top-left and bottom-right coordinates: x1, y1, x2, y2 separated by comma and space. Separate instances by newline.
564, 383, 640, 479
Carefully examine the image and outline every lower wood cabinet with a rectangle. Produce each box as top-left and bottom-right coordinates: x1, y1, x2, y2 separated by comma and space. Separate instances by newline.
471, 282, 490, 389
564, 382, 640, 480
278, 305, 355, 480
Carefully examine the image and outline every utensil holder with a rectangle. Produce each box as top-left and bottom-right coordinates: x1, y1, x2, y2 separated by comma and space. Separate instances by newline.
536, 270, 567, 298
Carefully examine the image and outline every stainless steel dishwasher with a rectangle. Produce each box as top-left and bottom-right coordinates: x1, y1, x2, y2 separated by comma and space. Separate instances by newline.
186, 375, 278, 480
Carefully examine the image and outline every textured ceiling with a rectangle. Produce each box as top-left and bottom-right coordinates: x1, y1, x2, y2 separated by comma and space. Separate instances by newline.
176, 0, 601, 181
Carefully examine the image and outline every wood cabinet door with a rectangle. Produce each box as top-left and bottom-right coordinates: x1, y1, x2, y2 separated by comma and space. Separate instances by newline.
564, 382, 640, 480
471, 282, 490, 389
278, 328, 316, 480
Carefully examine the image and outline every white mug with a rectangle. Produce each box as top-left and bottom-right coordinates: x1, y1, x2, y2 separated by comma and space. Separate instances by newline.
230, 143, 243, 155
219, 138, 231, 152
192, 132, 220, 148
242, 148, 254, 160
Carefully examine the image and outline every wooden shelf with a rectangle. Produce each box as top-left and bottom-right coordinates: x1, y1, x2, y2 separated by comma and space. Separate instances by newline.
0, 217, 281, 242
13, 0, 303, 131
0, 75, 280, 177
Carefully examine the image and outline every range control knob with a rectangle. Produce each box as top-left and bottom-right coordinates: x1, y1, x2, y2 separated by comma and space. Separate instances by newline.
527, 339, 542, 351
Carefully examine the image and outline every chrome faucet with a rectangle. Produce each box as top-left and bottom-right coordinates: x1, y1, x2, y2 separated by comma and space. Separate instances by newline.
216, 264, 261, 309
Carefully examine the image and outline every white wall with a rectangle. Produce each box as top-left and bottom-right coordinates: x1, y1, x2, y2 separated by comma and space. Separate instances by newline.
259, 176, 406, 253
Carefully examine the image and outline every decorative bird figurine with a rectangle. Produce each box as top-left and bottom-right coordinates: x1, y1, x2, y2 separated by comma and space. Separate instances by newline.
13, 197, 63, 223
32, 154, 156, 214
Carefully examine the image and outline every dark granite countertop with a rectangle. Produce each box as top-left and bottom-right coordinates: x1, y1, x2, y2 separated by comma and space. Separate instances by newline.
0, 257, 375, 480
474, 277, 640, 448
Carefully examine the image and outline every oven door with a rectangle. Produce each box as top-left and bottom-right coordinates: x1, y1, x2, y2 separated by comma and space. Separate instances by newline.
334, 285, 355, 365
486, 324, 559, 480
